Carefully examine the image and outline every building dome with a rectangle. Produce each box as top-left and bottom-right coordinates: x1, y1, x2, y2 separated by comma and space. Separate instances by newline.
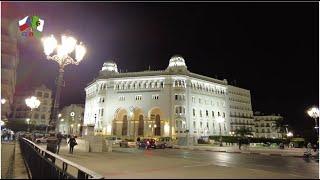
168, 55, 187, 68
101, 61, 118, 73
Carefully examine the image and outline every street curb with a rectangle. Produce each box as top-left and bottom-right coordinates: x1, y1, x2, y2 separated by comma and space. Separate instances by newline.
173, 146, 308, 158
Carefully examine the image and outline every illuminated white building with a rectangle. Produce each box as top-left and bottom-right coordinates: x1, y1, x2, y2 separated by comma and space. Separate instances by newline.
84, 55, 254, 139
228, 85, 255, 136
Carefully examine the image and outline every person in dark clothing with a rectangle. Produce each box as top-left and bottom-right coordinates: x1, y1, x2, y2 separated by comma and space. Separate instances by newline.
68, 135, 77, 154
238, 138, 242, 150
56, 132, 63, 154
46, 132, 58, 162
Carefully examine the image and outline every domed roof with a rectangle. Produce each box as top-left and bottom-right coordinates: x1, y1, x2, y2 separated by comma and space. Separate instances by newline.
168, 55, 187, 68
101, 61, 118, 73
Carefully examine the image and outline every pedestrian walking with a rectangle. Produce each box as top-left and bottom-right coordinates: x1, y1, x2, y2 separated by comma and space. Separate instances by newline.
56, 132, 63, 154
68, 135, 77, 154
238, 138, 242, 150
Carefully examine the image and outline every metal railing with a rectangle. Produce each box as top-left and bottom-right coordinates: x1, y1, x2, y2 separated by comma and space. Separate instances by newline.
19, 137, 104, 179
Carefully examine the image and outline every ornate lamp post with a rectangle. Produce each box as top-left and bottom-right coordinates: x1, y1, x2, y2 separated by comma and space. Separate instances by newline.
26, 118, 30, 132
307, 107, 319, 135
41, 35, 86, 131
217, 116, 225, 147
25, 96, 41, 132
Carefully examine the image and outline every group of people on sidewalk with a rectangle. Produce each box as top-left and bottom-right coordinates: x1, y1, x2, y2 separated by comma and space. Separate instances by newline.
46, 131, 78, 155
1, 128, 15, 142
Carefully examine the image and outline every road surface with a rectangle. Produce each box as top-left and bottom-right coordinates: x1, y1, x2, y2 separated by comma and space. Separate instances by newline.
52, 144, 318, 179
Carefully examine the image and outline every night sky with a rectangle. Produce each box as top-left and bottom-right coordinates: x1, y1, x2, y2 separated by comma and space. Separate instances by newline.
2, 2, 319, 139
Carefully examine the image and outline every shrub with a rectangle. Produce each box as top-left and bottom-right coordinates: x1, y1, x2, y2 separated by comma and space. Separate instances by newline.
198, 139, 210, 144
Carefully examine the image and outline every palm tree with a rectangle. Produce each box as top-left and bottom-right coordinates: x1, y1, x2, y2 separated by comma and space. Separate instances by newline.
273, 117, 287, 138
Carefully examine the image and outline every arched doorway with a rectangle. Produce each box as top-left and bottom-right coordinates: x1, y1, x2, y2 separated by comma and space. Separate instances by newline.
155, 114, 161, 136
113, 108, 128, 137
148, 107, 163, 137
122, 115, 128, 136
138, 115, 144, 136
133, 108, 144, 138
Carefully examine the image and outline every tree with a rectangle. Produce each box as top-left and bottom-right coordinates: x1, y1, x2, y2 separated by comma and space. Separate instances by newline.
235, 127, 253, 137
273, 117, 287, 138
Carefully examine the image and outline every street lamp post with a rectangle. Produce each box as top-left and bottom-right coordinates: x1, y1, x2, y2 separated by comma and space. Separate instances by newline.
307, 107, 319, 135
217, 116, 225, 147
26, 118, 30, 132
41, 35, 86, 131
25, 96, 41, 132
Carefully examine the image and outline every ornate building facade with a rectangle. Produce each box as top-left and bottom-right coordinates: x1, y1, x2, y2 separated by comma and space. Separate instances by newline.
84, 55, 254, 140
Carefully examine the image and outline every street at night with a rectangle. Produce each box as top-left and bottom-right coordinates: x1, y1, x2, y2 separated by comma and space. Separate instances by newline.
38, 143, 319, 179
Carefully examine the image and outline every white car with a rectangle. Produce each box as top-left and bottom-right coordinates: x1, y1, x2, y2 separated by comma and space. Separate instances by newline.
106, 136, 122, 145
35, 137, 48, 143
158, 137, 174, 148
120, 141, 136, 148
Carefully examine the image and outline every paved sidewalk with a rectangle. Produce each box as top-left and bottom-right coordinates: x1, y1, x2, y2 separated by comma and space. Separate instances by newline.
1, 141, 29, 179
1, 142, 15, 179
173, 145, 319, 157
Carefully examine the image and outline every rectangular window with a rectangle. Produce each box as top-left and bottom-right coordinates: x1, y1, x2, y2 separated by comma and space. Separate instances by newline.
193, 121, 196, 128
193, 109, 196, 116
44, 93, 49, 98
135, 95, 142, 101
206, 110, 208, 117
152, 95, 159, 100
37, 91, 43, 97
199, 98, 202, 104
200, 122, 203, 128
200, 110, 202, 117
212, 111, 214, 117
192, 96, 195, 103
175, 95, 178, 100
101, 109, 104, 116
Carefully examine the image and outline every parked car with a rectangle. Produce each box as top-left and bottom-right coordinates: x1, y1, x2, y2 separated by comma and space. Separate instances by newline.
120, 139, 136, 148
106, 136, 122, 145
138, 139, 153, 149
35, 136, 48, 143
138, 139, 165, 149
158, 137, 174, 148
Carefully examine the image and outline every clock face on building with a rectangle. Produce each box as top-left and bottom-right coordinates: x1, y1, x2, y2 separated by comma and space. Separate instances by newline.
70, 112, 75, 117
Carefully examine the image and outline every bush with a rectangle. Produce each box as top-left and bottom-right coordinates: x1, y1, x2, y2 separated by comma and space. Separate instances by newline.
208, 136, 285, 144
198, 139, 210, 144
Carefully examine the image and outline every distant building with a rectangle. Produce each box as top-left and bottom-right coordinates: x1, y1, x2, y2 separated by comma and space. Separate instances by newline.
253, 111, 284, 139
11, 85, 52, 126
57, 104, 84, 135
1, 17, 20, 121
228, 85, 255, 136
